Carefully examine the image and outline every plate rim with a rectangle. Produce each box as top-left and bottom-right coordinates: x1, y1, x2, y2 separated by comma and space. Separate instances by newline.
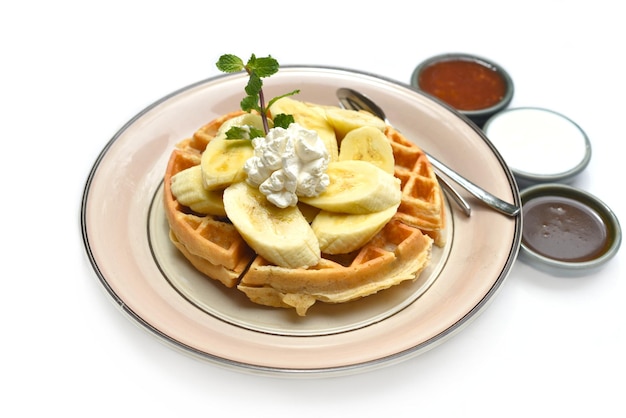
80, 65, 522, 377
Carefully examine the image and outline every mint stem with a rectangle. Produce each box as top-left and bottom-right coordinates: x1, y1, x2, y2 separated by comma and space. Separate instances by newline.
216, 54, 299, 137
258, 88, 269, 134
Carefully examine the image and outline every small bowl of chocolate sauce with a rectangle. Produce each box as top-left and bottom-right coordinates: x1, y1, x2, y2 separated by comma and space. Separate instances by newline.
519, 183, 621, 275
411, 53, 514, 127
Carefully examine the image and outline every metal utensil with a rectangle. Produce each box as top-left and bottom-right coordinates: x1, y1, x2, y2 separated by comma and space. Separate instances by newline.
337, 88, 521, 217
337, 89, 471, 216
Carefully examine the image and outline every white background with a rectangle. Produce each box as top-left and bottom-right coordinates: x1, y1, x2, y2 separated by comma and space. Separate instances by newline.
2, 1, 624, 417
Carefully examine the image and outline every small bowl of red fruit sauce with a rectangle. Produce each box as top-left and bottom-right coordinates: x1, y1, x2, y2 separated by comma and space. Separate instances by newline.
411, 53, 514, 127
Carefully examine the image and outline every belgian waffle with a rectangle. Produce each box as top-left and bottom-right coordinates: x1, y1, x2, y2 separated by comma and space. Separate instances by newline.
163, 111, 445, 316
386, 126, 446, 246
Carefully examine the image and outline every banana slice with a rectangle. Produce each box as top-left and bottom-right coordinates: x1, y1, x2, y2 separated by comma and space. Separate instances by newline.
170, 165, 226, 216
201, 138, 253, 191
338, 126, 395, 174
299, 160, 401, 214
297, 201, 321, 223
324, 106, 386, 140
223, 182, 321, 269
312, 204, 399, 254
200, 113, 267, 191
214, 113, 270, 139
269, 97, 339, 161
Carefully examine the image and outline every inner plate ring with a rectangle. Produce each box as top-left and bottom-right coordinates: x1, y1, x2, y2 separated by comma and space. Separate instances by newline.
148, 182, 454, 337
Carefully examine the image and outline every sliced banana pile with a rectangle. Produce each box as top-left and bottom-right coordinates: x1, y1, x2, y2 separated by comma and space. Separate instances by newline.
170, 97, 398, 269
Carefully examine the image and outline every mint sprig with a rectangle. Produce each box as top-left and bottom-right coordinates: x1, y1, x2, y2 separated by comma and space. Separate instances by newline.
216, 54, 299, 137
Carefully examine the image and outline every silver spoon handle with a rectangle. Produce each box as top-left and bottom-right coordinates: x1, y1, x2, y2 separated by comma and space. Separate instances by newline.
436, 173, 471, 216
425, 152, 520, 217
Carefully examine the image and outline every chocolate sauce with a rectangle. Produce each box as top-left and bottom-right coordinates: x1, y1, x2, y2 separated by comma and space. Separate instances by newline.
522, 196, 609, 262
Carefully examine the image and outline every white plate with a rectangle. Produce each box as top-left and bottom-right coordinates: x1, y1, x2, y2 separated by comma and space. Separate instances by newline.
81, 66, 521, 376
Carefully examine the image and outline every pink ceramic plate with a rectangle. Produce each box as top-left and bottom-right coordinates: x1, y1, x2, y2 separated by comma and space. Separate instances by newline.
81, 67, 521, 376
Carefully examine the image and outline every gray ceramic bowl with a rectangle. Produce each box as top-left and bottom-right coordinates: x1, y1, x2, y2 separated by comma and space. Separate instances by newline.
519, 183, 621, 275
484, 107, 592, 188
410, 53, 514, 127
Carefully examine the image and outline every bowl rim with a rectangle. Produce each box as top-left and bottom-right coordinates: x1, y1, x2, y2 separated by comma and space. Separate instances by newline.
410, 52, 515, 117
519, 183, 622, 271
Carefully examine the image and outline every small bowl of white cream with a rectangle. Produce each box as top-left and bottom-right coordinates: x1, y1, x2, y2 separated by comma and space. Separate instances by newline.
483, 107, 591, 188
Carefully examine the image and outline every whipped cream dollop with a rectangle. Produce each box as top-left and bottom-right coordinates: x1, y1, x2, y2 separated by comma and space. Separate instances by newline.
244, 123, 330, 208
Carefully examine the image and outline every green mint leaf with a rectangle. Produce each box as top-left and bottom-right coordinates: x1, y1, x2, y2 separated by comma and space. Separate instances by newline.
240, 95, 260, 113
249, 56, 279, 78
248, 127, 265, 139
224, 126, 248, 139
216, 54, 244, 73
266, 89, 301, 110
224, 126, 265, 140
273, 113, 295, 129
245, 72, 262, 97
